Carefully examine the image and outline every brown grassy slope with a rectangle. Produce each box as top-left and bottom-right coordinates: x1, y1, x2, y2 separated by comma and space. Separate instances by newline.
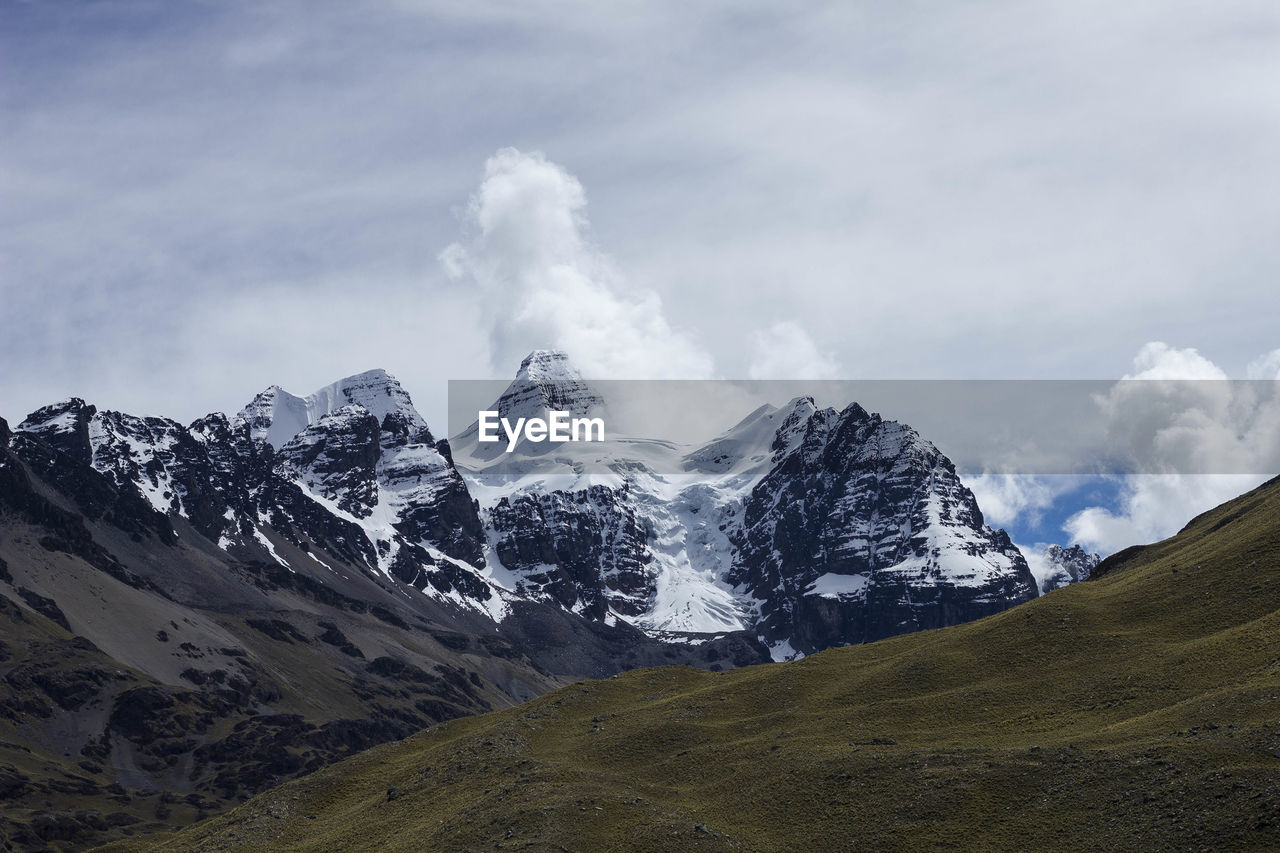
100, 477, 1280, 852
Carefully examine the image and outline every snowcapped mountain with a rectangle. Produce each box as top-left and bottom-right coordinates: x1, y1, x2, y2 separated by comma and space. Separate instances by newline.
1032, 544, 1101, 593
454, 355, 1038, 659
12, 374, 500, 620
7, 354, 1041, 667
730, 401, 1037, 654
499, 349, 605, 418
235, 368, 429, 449
230, 371, 499, 609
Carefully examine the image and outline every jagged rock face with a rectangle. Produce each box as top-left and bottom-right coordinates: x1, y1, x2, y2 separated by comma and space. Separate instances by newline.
730, 402, 1038, 654
7, 355, 1042, 668
273, 404, 486, 566
378, 415, 485, 568
498, 350, 604, 419
1038, 544, 1100, 592
16, 399, 97, 466
9, 372, 486, 584
13, 402, 284, 550
10, 403, 176, 545
488, 484, 653, 620
88, 411, 221, 519
278, 406, 382, 518
454, 353, 1041, 657
181, 413, 275, 542
242, 371, 486, 567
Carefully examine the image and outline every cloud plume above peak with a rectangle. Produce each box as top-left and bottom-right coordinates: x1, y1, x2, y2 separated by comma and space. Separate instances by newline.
441, 148, 714, 380
748, 321, 841, 380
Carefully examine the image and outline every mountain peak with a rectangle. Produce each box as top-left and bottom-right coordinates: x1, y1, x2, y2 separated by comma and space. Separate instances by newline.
15, 398, 97, 465
515, 349, 582, 382
494, 350, 604, 419
18, 397, 93, 433
307, 369, 426, 431
235, 369, 428, 449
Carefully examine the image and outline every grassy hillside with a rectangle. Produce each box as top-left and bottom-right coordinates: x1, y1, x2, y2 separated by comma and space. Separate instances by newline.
100, 477, 1280, 852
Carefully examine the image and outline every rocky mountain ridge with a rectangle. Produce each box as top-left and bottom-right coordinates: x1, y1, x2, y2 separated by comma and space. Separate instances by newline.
453, 354, 1041, 658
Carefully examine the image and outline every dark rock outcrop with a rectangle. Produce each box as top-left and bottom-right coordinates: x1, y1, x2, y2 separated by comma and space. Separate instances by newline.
489, 483, 653, 620
730, 402, 1037, 653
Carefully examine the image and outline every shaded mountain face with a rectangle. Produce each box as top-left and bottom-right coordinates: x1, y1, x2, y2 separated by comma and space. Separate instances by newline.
488, 482, 653, 622
730, 402, 1037, 652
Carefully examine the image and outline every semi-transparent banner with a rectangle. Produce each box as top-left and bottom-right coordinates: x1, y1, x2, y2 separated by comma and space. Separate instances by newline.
446, 379, 1280, 476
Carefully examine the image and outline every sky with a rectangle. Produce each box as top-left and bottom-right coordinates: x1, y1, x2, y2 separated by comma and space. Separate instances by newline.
3, 0, 1279, 555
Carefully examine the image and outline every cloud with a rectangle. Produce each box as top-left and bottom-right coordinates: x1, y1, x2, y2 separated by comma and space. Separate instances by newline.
440, 148, 714, 379
1246, 348, 1280, 380
1019, 545, 1053, 594
1064, 474, 1264, 555
747, 321, 840, 380
1016, 543, 1068, 596
5, 2, 1280, 423
1062, 341, 1277, 554
963, 474, 1065, 528
1096, 341, 1280, 475
1123, 341, 1228, 381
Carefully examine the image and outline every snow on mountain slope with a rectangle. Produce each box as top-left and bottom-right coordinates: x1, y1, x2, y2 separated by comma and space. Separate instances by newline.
236, 368, 487, 567
15, 398, 97, 465
9, 355, 1041, 657
452, 357, 805, 635
236, 369, 429, 450
13, 378, 497, 619
456, 353, 1036, 650
236, 385, 313, 449
682, 396, 815, 482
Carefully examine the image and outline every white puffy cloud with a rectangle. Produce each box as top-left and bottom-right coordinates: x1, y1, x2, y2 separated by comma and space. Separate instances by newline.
747, 321, 840, 380
1123, 341, 1228, 381
441, 148, 714, 380
1095, 341, 1280, 476
963, 474, 1065, 528
1063, 341, 1277, 555
1064, 474, 1265, 556
1246, 349, 1280, 380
